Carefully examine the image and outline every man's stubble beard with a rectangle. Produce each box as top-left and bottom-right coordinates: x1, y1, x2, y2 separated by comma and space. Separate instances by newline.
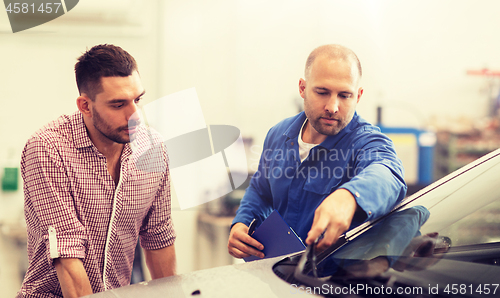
92, 106, 130, 144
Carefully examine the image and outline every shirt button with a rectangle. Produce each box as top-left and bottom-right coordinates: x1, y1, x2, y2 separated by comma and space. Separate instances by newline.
355, 192, 360, 198
368, 211, 372, 215
291, 142, 294, 146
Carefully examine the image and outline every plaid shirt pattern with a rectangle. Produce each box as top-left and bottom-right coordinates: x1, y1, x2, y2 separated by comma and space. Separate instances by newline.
17, 112, 176, 298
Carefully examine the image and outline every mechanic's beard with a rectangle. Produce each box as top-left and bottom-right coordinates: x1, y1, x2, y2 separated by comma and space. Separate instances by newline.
306, 107, 349, 136
309, 116, 345, 136
304, 94, 347, 136
92, 107, 130, 144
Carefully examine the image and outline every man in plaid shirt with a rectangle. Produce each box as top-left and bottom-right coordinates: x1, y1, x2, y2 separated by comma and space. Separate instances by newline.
17, 44, 176, 298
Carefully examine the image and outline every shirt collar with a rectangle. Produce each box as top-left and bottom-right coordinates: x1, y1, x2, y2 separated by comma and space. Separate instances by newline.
283, 111, 359, 148
319, 112, 359, 149
283, 111, 308, 140
70, 111, 132, 158
71, 112, 93, 149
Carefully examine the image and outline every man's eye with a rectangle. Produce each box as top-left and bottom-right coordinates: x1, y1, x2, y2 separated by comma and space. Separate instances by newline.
113, 104, 124, 108
339, 94, 351, 99
316, 91, 327, 95
135, 98, 142, 104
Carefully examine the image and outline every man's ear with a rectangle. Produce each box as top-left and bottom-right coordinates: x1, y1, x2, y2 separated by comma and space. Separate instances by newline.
77, 95, 92, 117
357, 87, 364, 104
299, 78, 307, 99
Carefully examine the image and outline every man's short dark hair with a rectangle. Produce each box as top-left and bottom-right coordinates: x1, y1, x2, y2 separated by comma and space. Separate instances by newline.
75, 44, 138, 101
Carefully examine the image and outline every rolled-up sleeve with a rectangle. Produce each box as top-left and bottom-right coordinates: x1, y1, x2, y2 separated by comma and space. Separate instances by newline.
22, 136, 88, 265
139, 144, 176, 250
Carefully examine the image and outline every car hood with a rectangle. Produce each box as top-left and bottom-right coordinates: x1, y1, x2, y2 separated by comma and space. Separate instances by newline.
87, 252, 500, 298
86, 256, 307, 298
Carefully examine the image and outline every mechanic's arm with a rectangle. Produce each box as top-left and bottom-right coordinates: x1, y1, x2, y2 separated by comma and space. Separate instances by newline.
307, 138, 407, 250
306, 164, 405, 250
305, 188, 358, 250
228, 160, 272, 259
228, 185, 269, 259
54, 258, 93, 298
144, 244, 177, 279
228, 132, 275, 259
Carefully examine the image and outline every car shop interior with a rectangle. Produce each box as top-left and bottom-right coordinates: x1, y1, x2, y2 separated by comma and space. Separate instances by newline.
1, 1, 500, 297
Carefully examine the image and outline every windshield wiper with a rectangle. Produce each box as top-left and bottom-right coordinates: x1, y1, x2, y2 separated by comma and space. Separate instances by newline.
293, 244, 450, 298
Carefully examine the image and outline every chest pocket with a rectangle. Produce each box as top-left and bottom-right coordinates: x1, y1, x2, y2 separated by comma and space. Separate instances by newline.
303, 174, 342, 195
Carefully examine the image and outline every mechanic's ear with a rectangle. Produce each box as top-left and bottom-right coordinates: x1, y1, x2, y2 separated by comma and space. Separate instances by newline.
357, 87, 363, 103
299, 78, 306, 99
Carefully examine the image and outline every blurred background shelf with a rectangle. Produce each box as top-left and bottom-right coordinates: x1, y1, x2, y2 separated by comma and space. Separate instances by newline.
434, 128, 500, 180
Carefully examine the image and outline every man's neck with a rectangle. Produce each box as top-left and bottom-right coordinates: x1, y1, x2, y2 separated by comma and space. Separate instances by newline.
302, 120, 327, 145
94, 140, 124, 161
83, 118, 124, 160
84, 120, 124, 185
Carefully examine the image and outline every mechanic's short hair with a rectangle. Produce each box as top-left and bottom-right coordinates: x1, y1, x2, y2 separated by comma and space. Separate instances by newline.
75, 44, 138, 101
305, 44, 362, 81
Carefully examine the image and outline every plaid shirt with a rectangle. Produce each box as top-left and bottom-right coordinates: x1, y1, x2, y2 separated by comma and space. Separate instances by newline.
17, 112, 176, 298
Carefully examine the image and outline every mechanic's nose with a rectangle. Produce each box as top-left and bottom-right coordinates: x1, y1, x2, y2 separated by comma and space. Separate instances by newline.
325, 96, 339, 114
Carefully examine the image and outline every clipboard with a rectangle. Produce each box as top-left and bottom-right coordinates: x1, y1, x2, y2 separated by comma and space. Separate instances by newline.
244, 210, 306, 262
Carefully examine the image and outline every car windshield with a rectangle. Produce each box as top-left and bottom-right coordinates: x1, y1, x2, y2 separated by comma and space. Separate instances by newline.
274, 148, 500, 296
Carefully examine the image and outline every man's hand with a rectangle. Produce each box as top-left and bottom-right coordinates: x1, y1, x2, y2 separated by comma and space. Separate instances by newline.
228, 222, 265, 259
306, 188, 358, 251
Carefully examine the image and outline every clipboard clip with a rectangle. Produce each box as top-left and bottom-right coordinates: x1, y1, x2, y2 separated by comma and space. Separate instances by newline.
248, 218, 257, 235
